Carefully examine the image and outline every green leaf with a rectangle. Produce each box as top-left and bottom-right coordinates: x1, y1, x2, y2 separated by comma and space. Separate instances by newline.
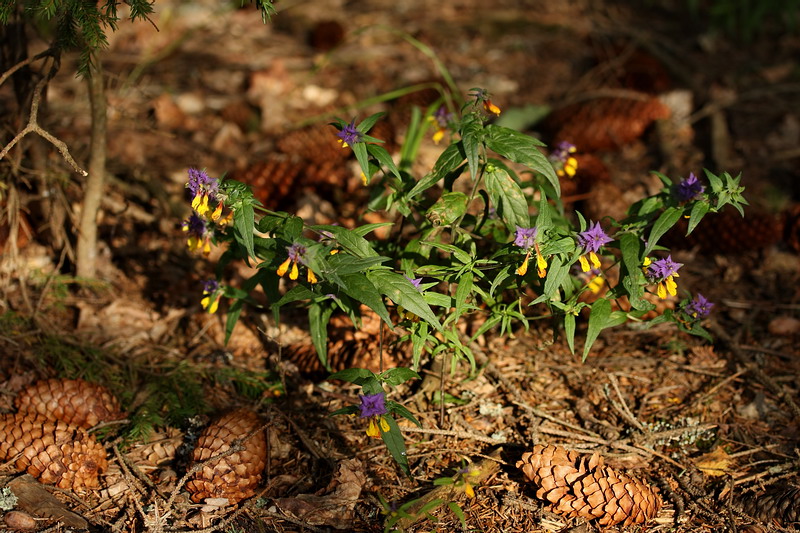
352, 223, 394, 237
485, 124, 559, 195
484, 166, 529, 231
272, 284, 316, 309
224, 299, 244, 345
426, 191, 469, 226
367, 143, 401, 179
353, 141, 370, 182
425, 241, 472, 264
387, 400, 422, 427
542, 255, 569, 299
328, 368, 375, 383
328, 405, 360, 417
367, 270, 442, 331
536, 187, 554, 233
618, 232, 649, 310
313, 224, 380, 258
233, 203, 256, 260
448, 502, 467, 527
564, 312, 576, 354
337, 273, 392, 327
645, 206, 683, 255
460, 113, 483, 180
409, 142, 466, 199
380, 415, 411, 476
380, 367, 420, 386
583, 298, 611, 361
357, 112, 386, 133
454, 271, 474, 319
309, 303, 333, 371
687, 201, 710, 235
433, 477, 455, 486
327, 253, 390, 275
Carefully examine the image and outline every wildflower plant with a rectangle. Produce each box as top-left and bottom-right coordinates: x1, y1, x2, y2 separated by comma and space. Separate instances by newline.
179, 84, 746, 474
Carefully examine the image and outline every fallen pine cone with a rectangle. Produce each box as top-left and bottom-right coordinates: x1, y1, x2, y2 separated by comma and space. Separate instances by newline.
0, 412, 108, 491
517, 444, 661, 527
15, 378, 125, 429
185, 408, 267, 505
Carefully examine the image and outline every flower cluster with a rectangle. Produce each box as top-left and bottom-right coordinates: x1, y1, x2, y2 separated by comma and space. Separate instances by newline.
337, 120, 363, 148
645, 255, 683, 299
514, 226, 546, 277
675, 172, 705, 202
430, 106, 454, 144
469, 88, 501, 116
576, 221, 612, 272
549, 141, 578, 178
684, 293, 713, 318
359, 392, 389, 438
277, 243, 318, 284
200, 279, 222, 314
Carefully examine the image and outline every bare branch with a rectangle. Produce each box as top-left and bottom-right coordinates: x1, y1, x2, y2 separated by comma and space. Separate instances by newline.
0, 51, 88, 176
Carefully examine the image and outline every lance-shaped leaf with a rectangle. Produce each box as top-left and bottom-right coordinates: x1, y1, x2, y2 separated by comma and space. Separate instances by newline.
485, 166, 529, 231
485, 124, 559, 195
367, 270, 442, 331
460, 113, 483, 180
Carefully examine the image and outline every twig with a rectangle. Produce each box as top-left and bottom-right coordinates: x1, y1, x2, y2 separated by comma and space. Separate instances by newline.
605, 373, 645, 431
0, 48, 54, 87
0, 51, 88, 176
401, 425, 506, 445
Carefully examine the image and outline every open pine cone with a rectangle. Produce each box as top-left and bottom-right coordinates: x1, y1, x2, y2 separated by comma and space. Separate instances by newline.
517, 444, 661, 527
15, 378, 125, 429
0, 412, 108, 491
185, 408, 267, 505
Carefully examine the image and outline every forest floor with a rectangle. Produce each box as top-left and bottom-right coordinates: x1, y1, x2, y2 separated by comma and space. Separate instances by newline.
1, 0, 800, 531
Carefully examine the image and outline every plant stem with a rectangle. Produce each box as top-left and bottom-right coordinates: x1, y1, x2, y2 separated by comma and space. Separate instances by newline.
75, 55, 107, 279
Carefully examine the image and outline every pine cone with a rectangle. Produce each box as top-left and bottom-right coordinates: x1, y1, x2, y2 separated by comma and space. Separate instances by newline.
517, 444, 661, 527
185, 408, 267, 504
276, 124, 349, 165
740, 484, 800, 525
547, 96, 670, 152
663, 206, 783, 254
15, 378, 125, 430
231, 155, 307, 211
0, 412, 108, 490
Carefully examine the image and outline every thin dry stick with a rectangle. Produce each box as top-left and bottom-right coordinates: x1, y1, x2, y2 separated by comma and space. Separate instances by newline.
401, 425, 506, 445
605, 373, 645, 431
0, 55, 87, 176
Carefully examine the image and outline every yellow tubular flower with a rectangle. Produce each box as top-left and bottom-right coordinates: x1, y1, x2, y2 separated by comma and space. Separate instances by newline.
211, 202, 223, 222
307, 269, 318, 284
536, 251, 547, 278
277, 258, 291, 277
289, 262, 299, 280
379, 416, 390, 433
579, 255, 590, 272
464, 482, 475, 498
483, 100, 501, 116
516, 250, 531, 276
366, 418, 381, 438
432, 128, 445, 144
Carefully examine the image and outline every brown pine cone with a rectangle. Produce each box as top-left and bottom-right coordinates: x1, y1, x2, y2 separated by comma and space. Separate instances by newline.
517, 444, 661, 527
663, 206, 783, 254
547, 96, 671, 152
15, 378, 125, 429
276, 124, 349, 165
740, 484, 800, 525
185, 408, 267, 505
0, 412, 108, 491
